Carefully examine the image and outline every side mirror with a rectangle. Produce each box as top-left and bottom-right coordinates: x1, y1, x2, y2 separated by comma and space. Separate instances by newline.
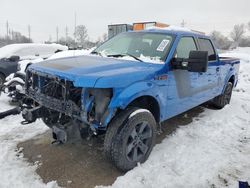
172, 51, 208, 73
9, 55, 20, 62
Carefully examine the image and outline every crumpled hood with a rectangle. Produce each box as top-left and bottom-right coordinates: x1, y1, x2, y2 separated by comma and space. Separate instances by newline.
28, 55, 164, 88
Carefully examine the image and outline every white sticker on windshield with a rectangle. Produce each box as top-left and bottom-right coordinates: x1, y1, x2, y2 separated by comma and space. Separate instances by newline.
156, 39, 170, 52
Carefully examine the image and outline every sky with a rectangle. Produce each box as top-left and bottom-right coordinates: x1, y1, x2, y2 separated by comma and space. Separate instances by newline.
1, 0, 250, 42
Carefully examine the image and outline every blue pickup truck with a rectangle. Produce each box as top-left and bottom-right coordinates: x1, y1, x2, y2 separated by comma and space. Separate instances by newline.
22, 28, 240, 171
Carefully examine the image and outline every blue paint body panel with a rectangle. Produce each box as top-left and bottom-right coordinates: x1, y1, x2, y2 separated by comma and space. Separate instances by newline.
28, 29, 240, 126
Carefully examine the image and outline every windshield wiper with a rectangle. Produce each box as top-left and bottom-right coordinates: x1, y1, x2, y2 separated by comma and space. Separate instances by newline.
91, 51, 103, 57
107, 53, 143, 62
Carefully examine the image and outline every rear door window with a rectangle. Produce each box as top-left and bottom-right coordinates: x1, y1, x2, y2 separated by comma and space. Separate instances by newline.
176, 37, 197, 58
198, 38, 216, 61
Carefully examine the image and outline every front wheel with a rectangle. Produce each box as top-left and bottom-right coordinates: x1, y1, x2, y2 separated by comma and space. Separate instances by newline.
212, 82, 233, 109
104, 107, 157, 171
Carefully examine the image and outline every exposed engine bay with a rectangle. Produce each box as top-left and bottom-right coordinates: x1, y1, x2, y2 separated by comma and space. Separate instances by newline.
22, 70, 115, 143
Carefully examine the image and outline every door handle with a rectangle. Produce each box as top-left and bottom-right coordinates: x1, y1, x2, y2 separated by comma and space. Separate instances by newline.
216, 67, 220, 72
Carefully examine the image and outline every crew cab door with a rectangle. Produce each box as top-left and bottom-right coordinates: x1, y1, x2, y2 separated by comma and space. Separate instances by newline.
166, 36, 210, 118
197, 38, 220, 97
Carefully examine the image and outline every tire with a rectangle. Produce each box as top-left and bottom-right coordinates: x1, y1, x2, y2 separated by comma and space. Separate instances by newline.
0, 73, 5, 86
104, 108, 136, 161
104, 107, 157, 171
212, 82, 233, 109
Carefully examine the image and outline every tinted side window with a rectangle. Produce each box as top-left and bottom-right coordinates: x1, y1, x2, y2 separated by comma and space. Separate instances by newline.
198, 38, 216, 61
176, 37, 197, 58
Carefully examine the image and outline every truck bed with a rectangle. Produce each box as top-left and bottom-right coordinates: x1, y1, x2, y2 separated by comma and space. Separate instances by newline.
219, 56, 240, 65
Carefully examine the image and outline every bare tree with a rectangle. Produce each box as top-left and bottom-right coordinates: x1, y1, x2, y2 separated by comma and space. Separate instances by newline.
210, 31, 232, 50
74, 25, 88, 46
0, 29, 32, 47
102, 33, 108, 42
58, 36, 76, 48
230, 24, 245, 44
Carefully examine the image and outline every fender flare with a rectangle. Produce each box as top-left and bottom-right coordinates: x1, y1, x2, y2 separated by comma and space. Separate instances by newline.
222, 71, 236, 94
109, 81, 162, 111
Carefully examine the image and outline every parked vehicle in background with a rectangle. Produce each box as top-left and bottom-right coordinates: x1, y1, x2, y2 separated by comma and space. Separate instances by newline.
133, 21, 169, 30
0, 55, 20, 85
0, 43, 68, 86
0, 43, 68, 103
20, 27, 240, 171
108, 24, 133, 39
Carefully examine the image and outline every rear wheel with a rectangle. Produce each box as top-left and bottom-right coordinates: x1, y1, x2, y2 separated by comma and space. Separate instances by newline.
104, 107, 156, 171
0, 73, 5, 86
212, 82, 233, 109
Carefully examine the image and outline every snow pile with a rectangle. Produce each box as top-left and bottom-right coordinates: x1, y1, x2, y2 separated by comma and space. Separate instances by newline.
147, 25, 205, 35
19, 58, 44, 73
97, 48, 250, 188
147, 25, 192, 32
0, 95, 58, 188
116, 54, 164, 64
0, 43, 68, 60
48, 49, 92, 60
139, 54, 164, 64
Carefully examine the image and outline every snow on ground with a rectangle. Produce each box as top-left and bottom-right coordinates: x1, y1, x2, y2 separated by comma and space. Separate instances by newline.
0, 95, 58, 188
220, 47, 250, 63
0, 47, 249, 188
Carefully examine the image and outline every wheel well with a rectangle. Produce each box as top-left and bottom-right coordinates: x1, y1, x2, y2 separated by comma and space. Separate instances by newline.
228, 75, 235, 85
128, 96, 160, 122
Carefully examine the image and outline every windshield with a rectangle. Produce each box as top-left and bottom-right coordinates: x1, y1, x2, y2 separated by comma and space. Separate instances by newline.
93, 32, 174, 62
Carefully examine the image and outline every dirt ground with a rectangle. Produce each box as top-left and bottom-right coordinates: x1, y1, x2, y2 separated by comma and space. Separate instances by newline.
18, 106, 205, 188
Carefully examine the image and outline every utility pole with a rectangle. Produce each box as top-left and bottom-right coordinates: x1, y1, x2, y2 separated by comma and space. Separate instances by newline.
65, 26, 68, 39
56, 26, 59, 43
6, 21, 9, 38
181, 19, 186, 28
65, 26, 69, 45
11, 30, 14, 40
28, 25, 31, 41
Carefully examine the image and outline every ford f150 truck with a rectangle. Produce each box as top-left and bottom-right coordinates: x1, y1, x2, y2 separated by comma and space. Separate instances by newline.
21, 28, 240, 171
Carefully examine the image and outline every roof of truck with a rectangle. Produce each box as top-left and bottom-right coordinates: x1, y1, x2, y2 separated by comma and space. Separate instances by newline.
135, 26, 207, 38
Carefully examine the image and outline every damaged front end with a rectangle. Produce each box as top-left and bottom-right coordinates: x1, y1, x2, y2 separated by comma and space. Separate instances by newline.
23, 70, 116, 143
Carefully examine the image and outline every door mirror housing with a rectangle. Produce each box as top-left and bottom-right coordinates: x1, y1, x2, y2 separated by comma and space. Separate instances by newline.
172, 51, 208, 72
9, 55, 20, 62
